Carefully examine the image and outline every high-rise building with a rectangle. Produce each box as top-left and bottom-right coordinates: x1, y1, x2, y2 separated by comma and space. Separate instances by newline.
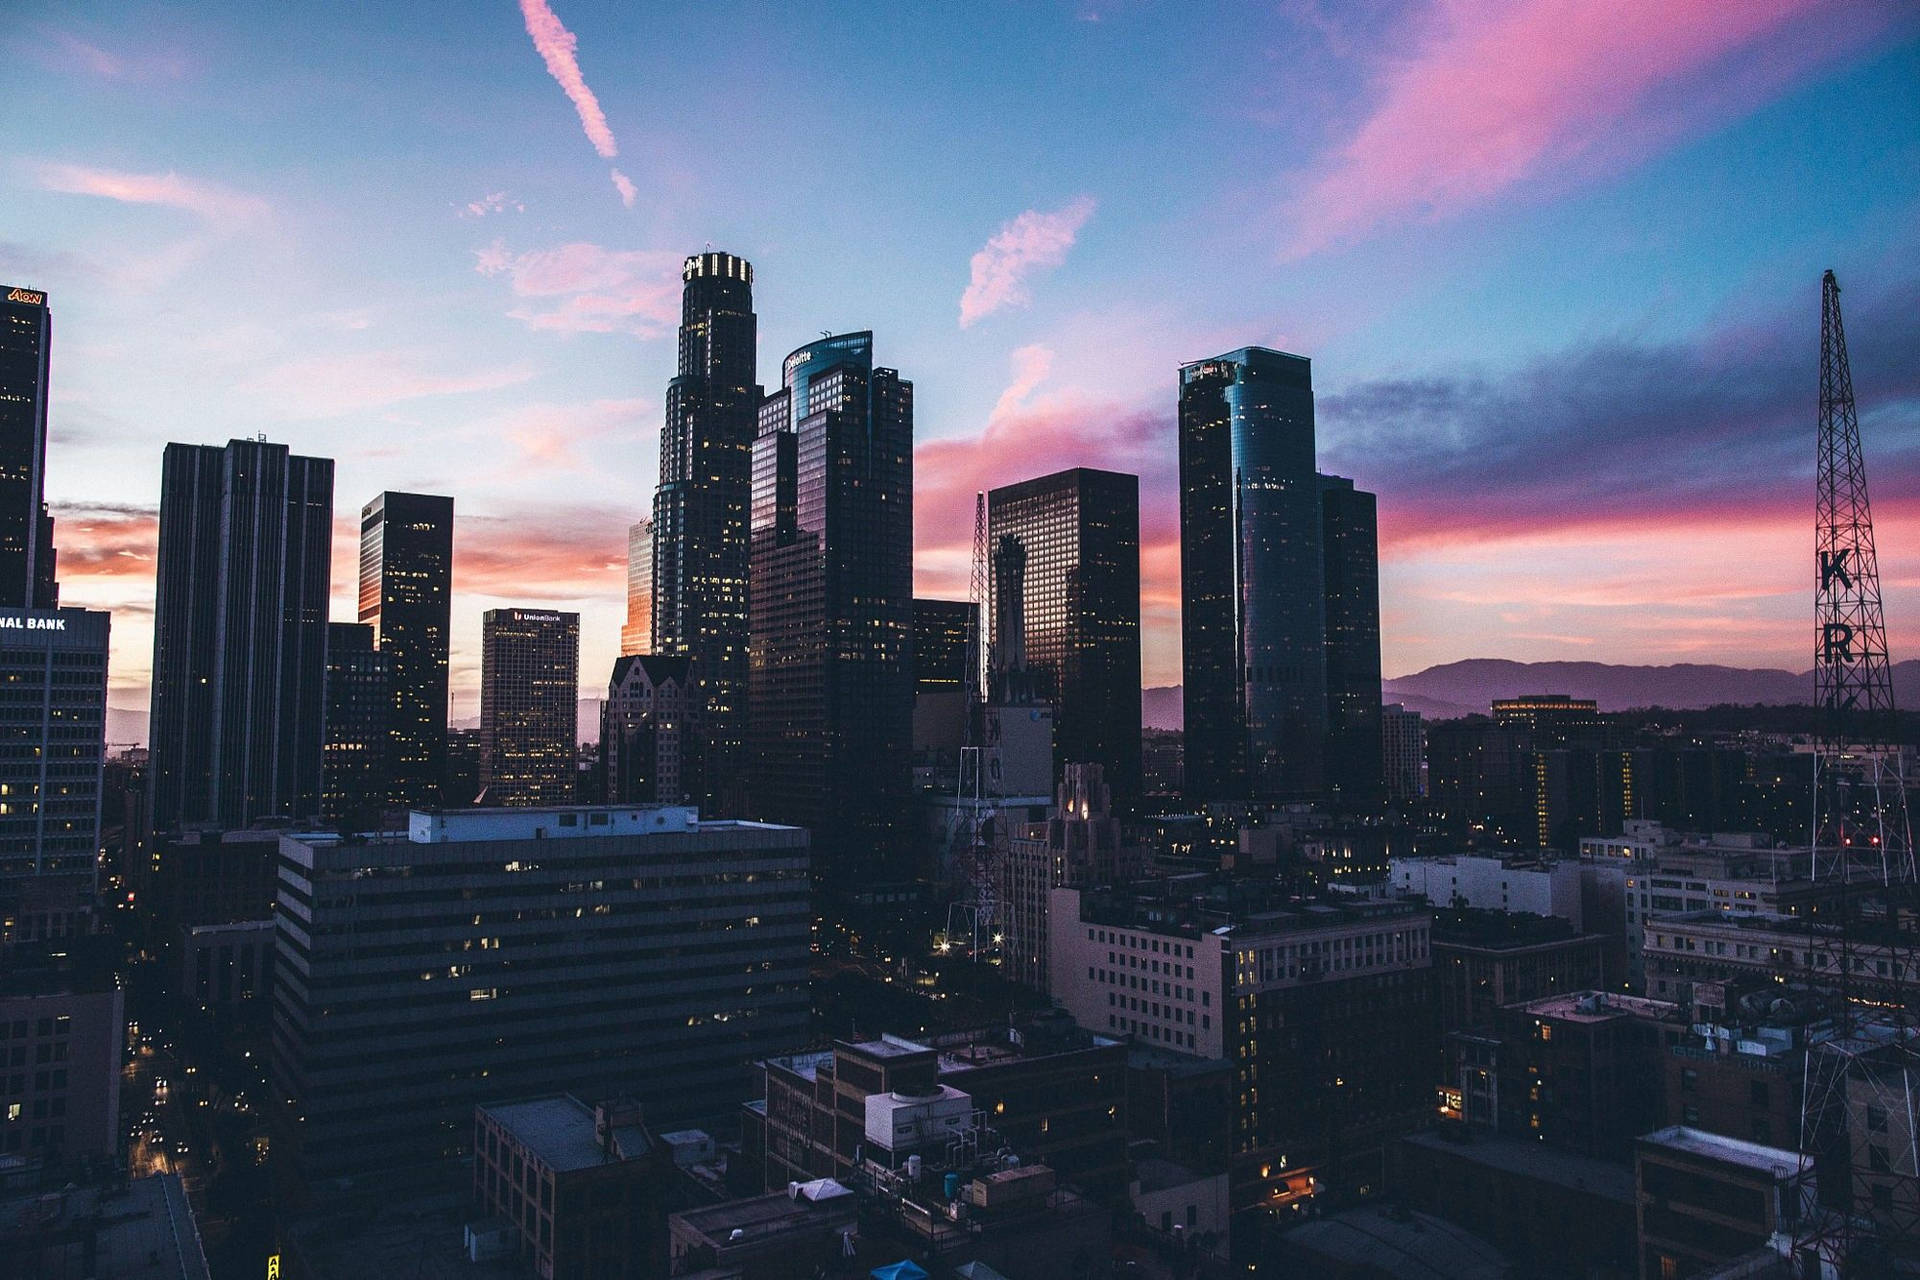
913, 598, 975, 693
1381, 703, 1424, 801
1001, 763, 1141, 992
601, 653, 692, 804
1179, 349, 1325, 803
988, 468, 1142, 806
149, 439, 332, 831
357, 491, 453, 806
749, 332, 913, 885
1319, 475, 1382, 806
622, 516, 653, 657
270, 805, 810, 1181
0, 607, 108, 881
0, 284, 58, 610
321, 621, 389, 822
478, 609, 579, 806
653, 252, 759, 815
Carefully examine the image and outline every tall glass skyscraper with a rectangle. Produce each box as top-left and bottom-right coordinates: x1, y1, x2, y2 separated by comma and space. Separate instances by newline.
749, 332, 913, 885
1179, 349, 1382, 807
0, 285, 59, 609
150, 439, 333, 829
652, 252, 758, 814
622, 516, 653, 657
358, 490, 453, 806
987, 468, 1142, 808
479, 609, 580, 807
1180, 348, 1327, 803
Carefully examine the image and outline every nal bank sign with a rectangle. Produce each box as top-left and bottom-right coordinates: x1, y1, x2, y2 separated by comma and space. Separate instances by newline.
0, 614, 67, 632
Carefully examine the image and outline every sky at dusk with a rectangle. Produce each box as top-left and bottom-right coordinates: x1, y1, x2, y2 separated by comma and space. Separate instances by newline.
5, 0, 1920, 722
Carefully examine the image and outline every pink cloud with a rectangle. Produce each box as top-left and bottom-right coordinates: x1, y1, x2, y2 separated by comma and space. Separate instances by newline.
518, 0, 619, 159
610, 168, 637, 208
958, 196, 1096, 327
35, 162, 268, 228
461, 190, 524, 218
1286, 0, 1895, 256
238, 350, 535, 419
475, 239, 682, 337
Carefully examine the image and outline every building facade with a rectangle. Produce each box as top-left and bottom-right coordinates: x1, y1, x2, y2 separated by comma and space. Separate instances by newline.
653, 252, 759, 816
1001, 763, 1140, 992
749, 332, 913, 886
623, 516, 653, 658
320, 621, 389, 822
479, 609, 579, 807
270, 805, 811, 1180
0, 608, 107, 881
357, 490, 453, 806
0, 284, 58, 611
601, 653, 692, 804
1381, 703, 1423, 801
987, 469, 1142, 807
149, 439, 332, 830
1319, 476, 1382, 807
913, 597, 975, 693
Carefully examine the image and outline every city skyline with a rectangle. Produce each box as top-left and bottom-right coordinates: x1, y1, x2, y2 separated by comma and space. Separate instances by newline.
6, 2, 1920, 721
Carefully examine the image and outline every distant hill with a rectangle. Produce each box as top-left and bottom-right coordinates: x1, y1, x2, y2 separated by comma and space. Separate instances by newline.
1142, 686, 1182, 732
1383, 658, 1920, 716
107, 706, 148, 748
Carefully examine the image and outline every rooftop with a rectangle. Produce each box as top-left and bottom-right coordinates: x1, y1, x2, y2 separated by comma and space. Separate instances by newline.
1638, 1126, 1803, 1178
1515, 990, 1682, 1024
1404, 1129, 1634, 1203
673, 1185, 858, 1249
1277, 1205, 1508, 1280
1134, 1157, 1213, 1195
0, 1175, 211, 1280
480, 1095, 649, 1173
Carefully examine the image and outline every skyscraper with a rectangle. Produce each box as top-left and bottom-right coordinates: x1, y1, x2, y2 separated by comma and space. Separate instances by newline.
1320, 475, 1383, 806
749, 332, 913, 885
601, 653, 692, 804
149, 439, 332, 830
0, 285, 58, 609
0, 606, 109, 880
988, 468, 1143, 807
622, 516, 653, 657
479, 609, 579, 806
358, 491, 453, 806
912, 598, 975, 693
321, 621, 389, 822
1179, 348, 1325, 803
652, 252, 758, 814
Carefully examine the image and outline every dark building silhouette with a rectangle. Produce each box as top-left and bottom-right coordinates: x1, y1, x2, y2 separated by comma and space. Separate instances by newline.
913, 598, 975, 693
479, 609, 579, 806
653, 252, 759, 815
748, 332, 913, 885
1320, 475, 1382, 806
601, 653, 693, 804
0, 285, 58, 610
149, 439, 332, 830
358, 491, 453, 806
988, 468, 1142, 808
321, 621, 389, 822
1179, 348, 1325, 803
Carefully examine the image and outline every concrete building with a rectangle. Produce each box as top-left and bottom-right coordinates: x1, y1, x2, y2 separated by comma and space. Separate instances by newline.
0, 979, 122, 1165
1430, 909, 1608, 1034
1639, 911, 1914, 1007
473, 1095, 676, 1280
1049, 882, 1434, 1207
180, 918, 273, 1017
1381, 702, 1423, 801
601, 654, 693, 804
0, 607, 109, 881
1389, 851, 1583, 927
1000, 764, 1142, 992
1634, 1127, 1807, 1280
479, 609, 580, 807
0, 1173, 211, 1279
320, 620, 388, 822
271, 805, 810, 1181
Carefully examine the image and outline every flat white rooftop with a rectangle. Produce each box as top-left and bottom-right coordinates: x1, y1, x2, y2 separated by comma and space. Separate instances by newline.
409, 806, 800, 843
1639, 1125, 1803, 1176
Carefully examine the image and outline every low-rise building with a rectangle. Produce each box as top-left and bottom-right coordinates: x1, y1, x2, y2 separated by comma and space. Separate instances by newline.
1430, 908, 1608, 1033
0, 1173, 210, 1279
1635, 1127, 1808, 1280
1389, 852, 1583, 927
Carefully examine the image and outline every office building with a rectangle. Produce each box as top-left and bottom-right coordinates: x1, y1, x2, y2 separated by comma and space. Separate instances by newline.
479, 609, 579, 806
321, 621, 389, 822
0, 608, 108, 881
0, 285, 58, 610
653, 252, 759, 815
149, 439, 332, 830
988, 468, 1142, 806
270, 805, 810, 1180
0, 980, 122, 1164
1320, 475, 1381, 806
622, 516, 653, 657
1001, 763, 1141, 992
1634, 1128, 1808, 1280
601, 653, 692, 804
1049, 883, 1435, 1207
1429, 909, 1607, 1034
1381, 703, 1423, 801
1491, 693, 1607, 744
1389, 852, 1584, 926
358, 491, 453, 806
473, 1096, 676, 1280
913, 597, 975, 693
1180, 349, 1377, 806
749, 332, 913, 886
